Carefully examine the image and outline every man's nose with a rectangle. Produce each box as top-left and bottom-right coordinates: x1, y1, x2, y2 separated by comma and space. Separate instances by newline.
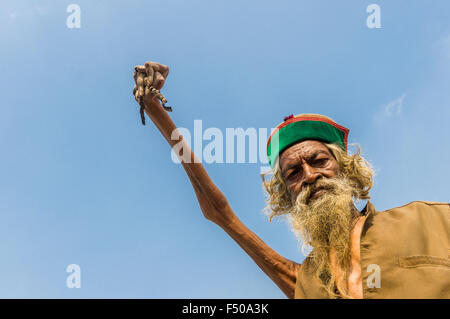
302, 163, 320, 185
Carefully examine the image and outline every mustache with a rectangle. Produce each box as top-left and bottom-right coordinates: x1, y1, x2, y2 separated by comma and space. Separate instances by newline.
296, 177, 342, 205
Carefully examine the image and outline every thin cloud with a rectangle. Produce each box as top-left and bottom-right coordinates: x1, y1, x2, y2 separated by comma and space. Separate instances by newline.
384, 93, 406, 117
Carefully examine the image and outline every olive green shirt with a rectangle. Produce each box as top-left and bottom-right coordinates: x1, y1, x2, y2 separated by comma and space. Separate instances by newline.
294, 201, 450, 299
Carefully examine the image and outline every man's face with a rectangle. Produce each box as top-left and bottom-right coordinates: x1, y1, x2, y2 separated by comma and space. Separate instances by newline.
279, 140, 339, 202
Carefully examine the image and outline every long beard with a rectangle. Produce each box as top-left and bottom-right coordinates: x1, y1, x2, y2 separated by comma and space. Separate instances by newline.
288, 174, 360, 298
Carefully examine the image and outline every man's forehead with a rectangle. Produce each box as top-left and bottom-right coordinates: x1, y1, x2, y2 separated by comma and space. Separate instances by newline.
280, 140, 330, 165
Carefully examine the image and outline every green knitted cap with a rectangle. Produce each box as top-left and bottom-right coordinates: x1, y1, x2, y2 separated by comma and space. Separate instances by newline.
266, 114, 349, 168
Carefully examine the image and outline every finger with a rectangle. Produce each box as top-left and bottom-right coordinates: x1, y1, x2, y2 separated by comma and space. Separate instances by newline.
152, 71, 166, 90
133, 85, 142, 102
144, 62, 155, 87
147, 62, 169, 79
159, 64, 169, 78
134, 82, 141, 101
134, 65, 145, 75
146, 62, 168, 83
134, 65, 146, 73
145, 62, 157, 82
160, 96, 168, 106
137, 73, 145, 97
133, 69, 142, 84
144, 76, 152, 88
145, 61, 160, 72
133, 65, 145, 92
136, 72, 145, 86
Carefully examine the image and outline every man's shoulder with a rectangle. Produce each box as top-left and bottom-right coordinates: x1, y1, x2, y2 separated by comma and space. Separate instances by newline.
385, 200, 449, 211
366, 201, 449, 244
375, 200, 449, 221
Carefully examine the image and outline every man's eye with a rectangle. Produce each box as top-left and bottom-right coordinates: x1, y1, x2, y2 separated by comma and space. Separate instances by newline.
313, 158, 328, 165
287, 170, 299, 180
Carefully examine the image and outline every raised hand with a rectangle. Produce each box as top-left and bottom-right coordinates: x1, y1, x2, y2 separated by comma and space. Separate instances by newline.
133, 61, 171, 125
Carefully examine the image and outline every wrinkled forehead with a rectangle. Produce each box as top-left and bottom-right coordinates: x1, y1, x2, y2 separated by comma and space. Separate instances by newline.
279, 140, 332, 170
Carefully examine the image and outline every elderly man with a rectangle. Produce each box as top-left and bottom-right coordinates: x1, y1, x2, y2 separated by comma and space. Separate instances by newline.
132, 61, 450, 299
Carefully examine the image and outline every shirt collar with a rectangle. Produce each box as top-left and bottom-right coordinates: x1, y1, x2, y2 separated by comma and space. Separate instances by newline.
360, 200, 376, 239
360, 200, 375, 216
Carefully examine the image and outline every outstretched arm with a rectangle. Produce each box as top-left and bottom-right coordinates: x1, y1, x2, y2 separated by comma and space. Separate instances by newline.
133, 61, 300, 298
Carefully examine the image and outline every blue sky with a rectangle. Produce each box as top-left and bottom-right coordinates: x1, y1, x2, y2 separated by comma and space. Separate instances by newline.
0, 0, 449, 298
